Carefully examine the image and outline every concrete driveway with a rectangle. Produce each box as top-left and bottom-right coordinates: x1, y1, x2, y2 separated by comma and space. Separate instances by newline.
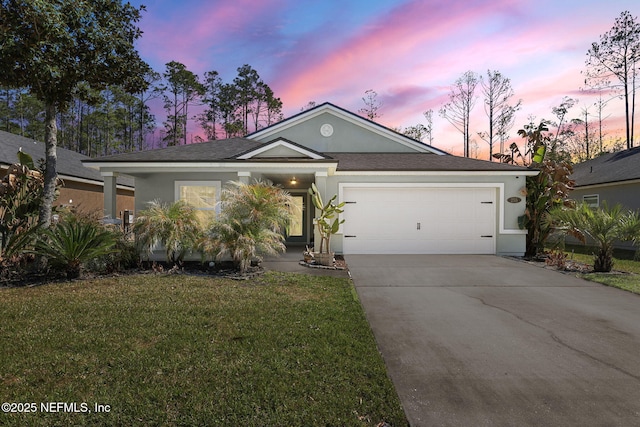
349, 255, 640, 427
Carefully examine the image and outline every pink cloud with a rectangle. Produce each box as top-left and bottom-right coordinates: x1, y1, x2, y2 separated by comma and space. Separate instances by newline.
273, 0, 531, 114
137, 0, 284, 74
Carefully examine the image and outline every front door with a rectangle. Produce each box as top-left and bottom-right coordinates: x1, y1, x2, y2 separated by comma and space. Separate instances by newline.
286, 194, 308, 243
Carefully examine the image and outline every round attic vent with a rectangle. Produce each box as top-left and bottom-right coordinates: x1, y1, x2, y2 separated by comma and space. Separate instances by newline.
320, 123, 333, 137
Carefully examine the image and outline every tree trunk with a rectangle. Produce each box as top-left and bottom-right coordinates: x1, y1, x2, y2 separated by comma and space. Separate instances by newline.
631, 67, 636, 148
624, 78, 631, 149
39, 102, 58, 228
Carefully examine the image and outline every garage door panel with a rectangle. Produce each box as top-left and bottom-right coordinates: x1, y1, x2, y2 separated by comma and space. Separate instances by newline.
342, 187, 496, 254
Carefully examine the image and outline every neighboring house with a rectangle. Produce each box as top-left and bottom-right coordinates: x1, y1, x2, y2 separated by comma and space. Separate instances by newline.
0, 130, 134, 219
570, 147, 640, 250
84, 103, 535, 256
570, 147, 640, 212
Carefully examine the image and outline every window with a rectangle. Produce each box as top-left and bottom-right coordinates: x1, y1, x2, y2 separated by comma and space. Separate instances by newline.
583, 194, 599, 208
175, 181, 221, 226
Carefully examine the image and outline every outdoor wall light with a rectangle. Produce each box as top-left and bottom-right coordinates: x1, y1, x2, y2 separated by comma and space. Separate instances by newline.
290, 177, 297, 185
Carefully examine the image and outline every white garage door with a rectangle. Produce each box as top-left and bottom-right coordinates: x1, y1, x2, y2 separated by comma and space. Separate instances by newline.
342, 187, 496, 254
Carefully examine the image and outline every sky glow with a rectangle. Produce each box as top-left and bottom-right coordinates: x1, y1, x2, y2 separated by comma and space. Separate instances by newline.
131, 0, 638, 157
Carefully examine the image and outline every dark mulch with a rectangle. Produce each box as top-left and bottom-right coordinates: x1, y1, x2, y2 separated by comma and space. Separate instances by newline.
0, 259, 267, 288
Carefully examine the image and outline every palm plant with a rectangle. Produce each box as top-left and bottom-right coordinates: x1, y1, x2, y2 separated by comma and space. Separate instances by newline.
33, 216, 117, 279
550, 202, 640, 272
308, 183, 345, 255
199, 180, 296, 273
133, 199, 201, 264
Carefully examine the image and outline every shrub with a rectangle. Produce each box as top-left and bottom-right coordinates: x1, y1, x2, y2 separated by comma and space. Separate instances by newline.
550, 202, 640, 272
133, 199, 201, 264
0, 150, 59, 257
86, 226, 139, 273
33, 215, 118, 279
199, 180, 296, 273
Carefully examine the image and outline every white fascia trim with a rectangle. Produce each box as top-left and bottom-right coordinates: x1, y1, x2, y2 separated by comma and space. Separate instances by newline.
55, 174, 133, 191
83, 161, 338, 172
575, 179, 640, 190
248, 104, 440, 154
335, 170, 538, 177
337, 182, 526, 236
237, 139, 326, 160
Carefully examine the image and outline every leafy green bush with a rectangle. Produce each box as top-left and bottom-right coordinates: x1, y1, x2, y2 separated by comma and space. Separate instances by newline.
199, 180, 296, 273
33, 216, 118, 279
551, 202, 640, 272
133, 199, 201, 264
0, 151, 57, 258
86, 226, 139, 273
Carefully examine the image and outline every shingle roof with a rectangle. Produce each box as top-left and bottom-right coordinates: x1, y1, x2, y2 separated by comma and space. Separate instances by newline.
85, 137, 532, 172
0, 130, 133, 187
571, 147, 640, 187
329, 153, 530, 172
89, 138, 261, 162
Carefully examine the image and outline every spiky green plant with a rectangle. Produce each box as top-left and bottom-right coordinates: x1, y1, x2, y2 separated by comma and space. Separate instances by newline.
133, 199, 201, 264
551, 202, 640, 272
33, 216, 117, 279
199, 180, 296, 273
308, 183, 345, 254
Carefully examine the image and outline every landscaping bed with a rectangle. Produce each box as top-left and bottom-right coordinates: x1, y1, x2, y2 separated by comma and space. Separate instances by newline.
517, 248, 640, 295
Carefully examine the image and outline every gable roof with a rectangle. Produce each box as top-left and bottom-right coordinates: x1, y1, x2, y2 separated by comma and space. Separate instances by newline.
234, 138, 330, 160
571, 147, 640, 187
246, 102, 448, 155
0, 130, 133, 188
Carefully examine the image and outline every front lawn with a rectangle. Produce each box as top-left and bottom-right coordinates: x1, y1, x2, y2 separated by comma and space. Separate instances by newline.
0, 272, 407, 426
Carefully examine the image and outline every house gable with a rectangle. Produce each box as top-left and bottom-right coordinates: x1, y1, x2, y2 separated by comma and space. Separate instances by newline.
247, 103, 446, 155
235, 138, 329, 160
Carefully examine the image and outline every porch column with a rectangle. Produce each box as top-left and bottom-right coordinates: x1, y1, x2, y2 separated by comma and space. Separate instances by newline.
314, 171, 328, 199
238, 171, 251, 184
102, 172, 118, 219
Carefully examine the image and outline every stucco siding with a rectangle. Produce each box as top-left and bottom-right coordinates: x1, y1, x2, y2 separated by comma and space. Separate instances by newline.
253, 112, 421, 153
133, 172, 239, 214
572, 183, 640, 212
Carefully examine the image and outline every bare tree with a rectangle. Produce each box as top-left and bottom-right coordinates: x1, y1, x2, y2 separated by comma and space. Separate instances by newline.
585, 10, 640, 148
478, 70, 522, 161
359, 89, 383, 120
403, 124, 428, 141
300, 101, 317, 112
439, 71, 480, 157
424, 109, 434, 145
550, 96, 577, 154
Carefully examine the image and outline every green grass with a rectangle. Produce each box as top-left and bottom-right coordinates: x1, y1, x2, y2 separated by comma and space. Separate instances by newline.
562, 245, 640, 294
580, 272, 640, 294
0, 272, 407, 426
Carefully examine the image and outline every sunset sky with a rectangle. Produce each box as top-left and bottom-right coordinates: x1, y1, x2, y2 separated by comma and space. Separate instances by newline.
129, 0, 638, 157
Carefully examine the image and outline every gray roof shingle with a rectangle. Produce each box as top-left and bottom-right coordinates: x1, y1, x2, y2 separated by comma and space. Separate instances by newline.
0, 130, 133, 187
329, 152, 530, 172
88, 138, 262, 162
571, 147, 640, 187
86, 138, 531, 172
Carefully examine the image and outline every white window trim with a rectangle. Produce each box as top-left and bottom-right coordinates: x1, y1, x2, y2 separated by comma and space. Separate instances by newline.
174, 180, 222, 214
583, 194, 599, 208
